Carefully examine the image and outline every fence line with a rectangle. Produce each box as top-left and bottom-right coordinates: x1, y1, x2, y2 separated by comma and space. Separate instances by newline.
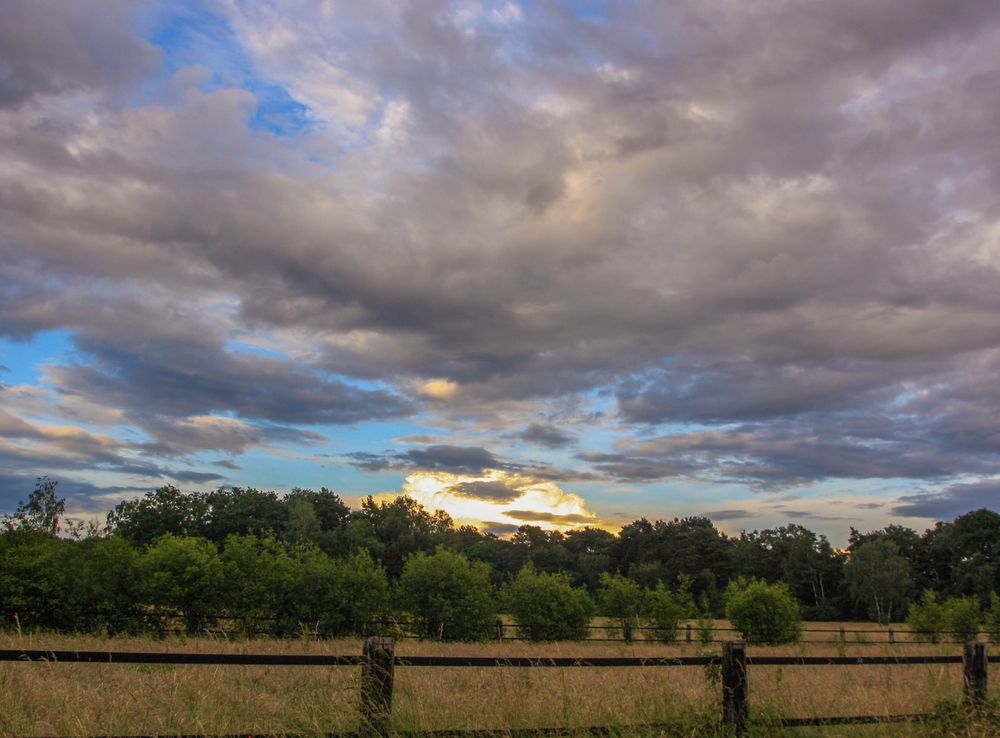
0, 639, 991, 736
3, 608, 992, 644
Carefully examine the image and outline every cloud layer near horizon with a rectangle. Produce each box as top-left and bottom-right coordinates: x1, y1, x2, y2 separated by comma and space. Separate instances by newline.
2, 0, 1000, 539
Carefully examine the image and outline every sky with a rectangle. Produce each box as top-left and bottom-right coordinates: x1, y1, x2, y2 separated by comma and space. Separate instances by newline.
2, 0, 1000, 545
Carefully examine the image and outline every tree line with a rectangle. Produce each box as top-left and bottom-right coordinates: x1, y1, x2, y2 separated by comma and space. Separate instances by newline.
2, 478, 1000, 639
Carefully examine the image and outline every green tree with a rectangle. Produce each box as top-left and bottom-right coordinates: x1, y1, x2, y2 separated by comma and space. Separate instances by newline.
106, 486, 209, 546
4, 477, 66, 535
76, 534, 144, 634
725, 578, 802, 645
220, 533, 300, 636
265, 545, 391, 637
201, 487, 288, 544
642, 582, 693, 643
598, 572, 645, 640
355, 496, 454, 578
503, 564, 594, 641
943, 596, 981, 642
907, 590, 947, 643
844, 540, 912, 623
140, 534, 224, 632
398, 547, 496, 641
0, 528, 79, 630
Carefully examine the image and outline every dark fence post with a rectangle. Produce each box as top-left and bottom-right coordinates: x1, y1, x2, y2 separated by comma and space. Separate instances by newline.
495, 618, 505, 642
623, 621, 633, 643
963, 641, 988, 706
888, 627, 894, 644
686, 623, 692, 643
839, 626, 845, 644
722, 641, 748, 737
361, 636, 395, 735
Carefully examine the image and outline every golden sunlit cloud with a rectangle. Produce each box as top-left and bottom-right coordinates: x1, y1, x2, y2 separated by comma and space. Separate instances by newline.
417, 378, 459, 400
380, 470, 607, 534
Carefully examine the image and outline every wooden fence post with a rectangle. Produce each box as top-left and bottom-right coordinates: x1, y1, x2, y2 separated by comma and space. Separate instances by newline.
686, 623, 692, 643
722, 641, 748, 737
963, 641, 987, 706
361, 636, 395, 735
888, 627, 894, 644
495, 618, 504, 642
839, 626, 845, 644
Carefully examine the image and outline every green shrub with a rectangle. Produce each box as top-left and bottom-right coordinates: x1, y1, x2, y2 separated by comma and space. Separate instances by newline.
724, 578, 801, 645
504, 565, 594, 641
943, 595, 981, 642
907, 590, 947, 643
140, 534, 225, 633
598, 572, 644, 640
986, 593, 1000, 644
398, 547, 496, 641
642, 583, 692, 643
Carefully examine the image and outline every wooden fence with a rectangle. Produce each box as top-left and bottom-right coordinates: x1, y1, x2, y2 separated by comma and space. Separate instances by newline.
0, 640, 992, 736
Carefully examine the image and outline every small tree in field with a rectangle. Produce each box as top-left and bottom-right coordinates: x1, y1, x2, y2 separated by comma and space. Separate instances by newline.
642, 583, 692, 643
725, 578, 801, 645
907, 590, 946, 643
504, 564, 594, 641
598, 572, 644, 640
398, 547, 496, 641
943, 596, 981, 642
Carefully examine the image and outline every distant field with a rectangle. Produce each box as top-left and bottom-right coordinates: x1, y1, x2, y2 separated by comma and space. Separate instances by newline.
0, 627, 995, 737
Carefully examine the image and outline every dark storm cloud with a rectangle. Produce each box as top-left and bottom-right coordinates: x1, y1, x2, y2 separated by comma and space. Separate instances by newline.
0, 0, 156, 108
448, 479, 522, 502
585, 413, 1000, 489
2, 0, 1000, 506
347, 445, 507, 475
36, 304, 414, 428
505, 510, 597, 525
892, 480, 1000, 519
703, 509, 754, 521
512, 423, 575, 449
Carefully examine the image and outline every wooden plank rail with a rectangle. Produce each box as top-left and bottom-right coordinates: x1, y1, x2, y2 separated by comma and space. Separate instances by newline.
0, 639, 990, 737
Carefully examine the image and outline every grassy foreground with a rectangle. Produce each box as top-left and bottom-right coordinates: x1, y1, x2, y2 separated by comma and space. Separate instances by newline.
0, 628, 996, 737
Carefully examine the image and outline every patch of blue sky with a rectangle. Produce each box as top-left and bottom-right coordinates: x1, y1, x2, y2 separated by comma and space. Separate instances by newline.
138, 1, 309, 136
224, 448, 405, 497
316, 419, 433, 451
0, 330, 74, 386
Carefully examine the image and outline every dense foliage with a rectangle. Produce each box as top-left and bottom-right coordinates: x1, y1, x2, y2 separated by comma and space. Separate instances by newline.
3, 477, 1000, 640
724, 578, 802, 645
503, 565, 594, 641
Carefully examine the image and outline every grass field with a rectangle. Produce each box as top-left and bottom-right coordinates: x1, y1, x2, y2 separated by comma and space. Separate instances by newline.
0, 625, 996, 737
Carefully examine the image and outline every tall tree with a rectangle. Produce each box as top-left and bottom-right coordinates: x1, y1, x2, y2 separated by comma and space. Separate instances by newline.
844, 540, 912, 623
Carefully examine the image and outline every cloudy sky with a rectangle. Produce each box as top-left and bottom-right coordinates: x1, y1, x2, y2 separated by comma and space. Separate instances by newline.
2, 0, 1000, 543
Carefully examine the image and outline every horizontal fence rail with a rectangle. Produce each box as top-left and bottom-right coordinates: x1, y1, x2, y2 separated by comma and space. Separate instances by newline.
0, 639, 991, 737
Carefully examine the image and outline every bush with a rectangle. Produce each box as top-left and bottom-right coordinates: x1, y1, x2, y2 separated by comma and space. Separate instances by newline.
724, 578, 801, 645
598, 573, 644, 640
944, 595, 981, 642
642, 583, 692, 643
398, 547, 496, 641
77, 535, 144, 634
907, 590, 947, 643
140, 534, 225, 633
504, 565, 594, 641
986, 593, 1000, 644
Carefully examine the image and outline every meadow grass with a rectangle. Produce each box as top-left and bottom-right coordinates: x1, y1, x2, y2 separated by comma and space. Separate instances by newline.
0, 626, 995, 737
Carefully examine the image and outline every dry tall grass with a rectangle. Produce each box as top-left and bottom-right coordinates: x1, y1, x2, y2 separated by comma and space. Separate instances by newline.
0, 626, 995, 737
